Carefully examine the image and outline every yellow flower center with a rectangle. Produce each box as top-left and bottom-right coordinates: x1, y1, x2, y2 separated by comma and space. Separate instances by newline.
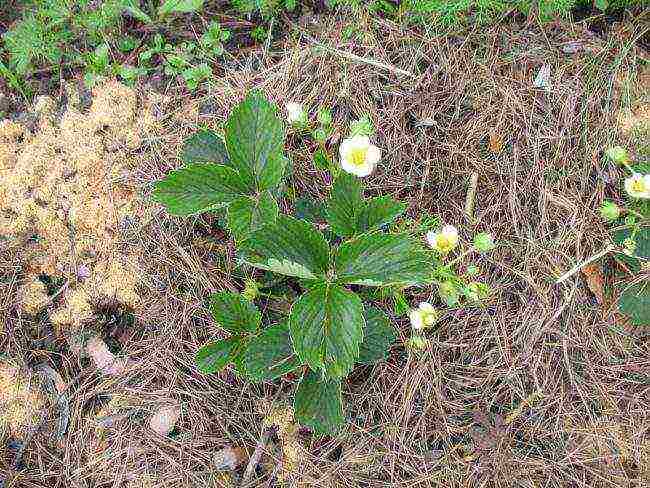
631, 178, 647, 194
421, 310, 436, 326
349, 147, 368, 167
436, 235, 454, 253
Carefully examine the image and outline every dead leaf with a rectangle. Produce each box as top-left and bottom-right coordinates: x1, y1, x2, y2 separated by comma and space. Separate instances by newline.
86, 336, 129, 375
488, 131, 504, 154
149, 404, 181, 436
214, 445, 248, 471
581, 263, 606, 305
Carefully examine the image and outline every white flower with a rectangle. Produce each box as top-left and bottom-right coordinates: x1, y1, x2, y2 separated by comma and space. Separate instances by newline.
425, 225, 459, 254
409, 302, 437, 331
624, 173, 650, 199
339, 135, 380, 177
285, 102, 306, 125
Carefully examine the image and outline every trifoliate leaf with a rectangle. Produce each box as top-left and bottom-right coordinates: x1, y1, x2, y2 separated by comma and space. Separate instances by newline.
617, 282, 650, 326
241, 215, 330, 279
196, 337, 241, 374
335, 233, 431, 286
294, 369, 344, 435
152, 163, 250, 216
210, 292, 261, 334
357, 307, 396, 365
326, 173, 363, 237
181, 129, 230, 166
356, 196, 406, 233
289, 283, 364, 378
227, 191, 278, 241
225, 91, 285, 190
240, 322, 302, 382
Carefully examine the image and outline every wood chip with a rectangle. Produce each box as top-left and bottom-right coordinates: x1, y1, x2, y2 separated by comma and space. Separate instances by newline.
149, 404, 181, 436
214, 445, 248, 471
86, 336, 129, 375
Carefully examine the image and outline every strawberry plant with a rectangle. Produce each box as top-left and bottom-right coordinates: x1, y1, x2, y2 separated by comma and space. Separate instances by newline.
153, 92, 493, 434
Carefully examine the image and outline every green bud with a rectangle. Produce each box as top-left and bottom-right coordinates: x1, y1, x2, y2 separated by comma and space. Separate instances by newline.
317, 108, 332, 127
466, 265, 480, 276
622, 237, 636, 256
438, 281, 460, 307
406, 335, 428, 351
605, 146, 629, 165
349, 114, 374, 137
242, 279, 259, 301
466, 282, 489, 301
473, 232, 496, 252
599, 200, 621, 222
313, 127, 328, 143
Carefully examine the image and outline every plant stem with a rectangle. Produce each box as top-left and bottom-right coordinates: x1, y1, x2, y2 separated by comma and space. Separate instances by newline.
555, 244, 617, 285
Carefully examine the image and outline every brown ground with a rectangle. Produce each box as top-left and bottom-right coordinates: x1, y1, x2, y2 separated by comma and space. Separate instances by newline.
1, 12, 649, 488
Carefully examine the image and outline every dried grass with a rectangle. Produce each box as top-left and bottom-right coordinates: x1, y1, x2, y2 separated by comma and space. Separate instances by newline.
1, 14, 649, 488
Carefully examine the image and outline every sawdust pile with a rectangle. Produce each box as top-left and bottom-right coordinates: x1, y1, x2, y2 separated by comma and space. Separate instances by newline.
0, 80, 160, 337
0, 359, 49, 442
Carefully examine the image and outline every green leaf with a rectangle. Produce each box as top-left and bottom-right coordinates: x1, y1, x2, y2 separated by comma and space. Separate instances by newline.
227, 191, 278, 241
196, 337, 240, 374
295, 197, 326, 224
241, 215, 330, 279
225, 91, 285, 190
241, 322, 302, 382
326, 173, 364, 237
294, 369, 344, 435
356, 196, 406, 233
123, 0, 154, 23
595, 0, 609, 11
289, 283, 364, 378
617, 282, 650, 326
313, 148, 330, 170
181, 130, 230, 165
357, 307, 396, 365
335, 233, 431, 286
210, 292, 261, 334
152, 163, 249, 216
159, 0, 204, 16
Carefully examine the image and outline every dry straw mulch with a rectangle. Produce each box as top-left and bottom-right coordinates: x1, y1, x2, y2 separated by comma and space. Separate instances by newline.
1, 13, 649, 488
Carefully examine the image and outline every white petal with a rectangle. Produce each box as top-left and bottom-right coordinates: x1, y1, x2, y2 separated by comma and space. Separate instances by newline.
441, 225, 458, 238
409, 310, 424, 330
419, 302, 434, 313
355, 161, 375, 177
425, 231, 438, 248
349, 135, 370, 149
339, 139, 353, 159
365, 144, 381, 165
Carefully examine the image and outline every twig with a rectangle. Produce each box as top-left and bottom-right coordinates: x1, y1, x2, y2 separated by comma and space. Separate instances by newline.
290, 21, 414, 78
555, 244, 617, 284
240, 427, 274, 487
465, 172, 479, 221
